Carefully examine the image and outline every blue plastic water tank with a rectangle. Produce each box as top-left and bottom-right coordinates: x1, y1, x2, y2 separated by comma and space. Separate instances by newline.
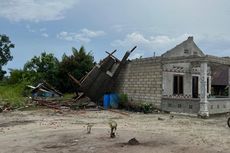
110, 93, 119, 108
103, 94, 110, 109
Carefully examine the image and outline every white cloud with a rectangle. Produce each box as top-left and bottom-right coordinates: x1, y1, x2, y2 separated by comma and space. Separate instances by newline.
111, 32, 195, 56
197, 35, 230, 56
112, 32, 230, 57
26, 25, 36, 32
26, 25, 49, 38
81, 28, 105, 38
111, 24, 128, 32
0, 0, 78, 22
41, 33, 49, 38
57, 29, 106, 43
112, 32, 192, 48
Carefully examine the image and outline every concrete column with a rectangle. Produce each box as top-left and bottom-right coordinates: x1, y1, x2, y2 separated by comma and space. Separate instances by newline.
208, 76, 211, 95
199, 62, 209, 117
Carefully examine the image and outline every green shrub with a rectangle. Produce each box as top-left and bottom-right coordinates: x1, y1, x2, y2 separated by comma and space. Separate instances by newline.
118, 93, 128, 108
0, 82, 28, 108
118, 93, 155, 113
140, 103, 154, 114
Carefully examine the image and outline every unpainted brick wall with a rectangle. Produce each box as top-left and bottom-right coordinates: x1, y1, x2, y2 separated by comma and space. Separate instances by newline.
114, 57, 162, 108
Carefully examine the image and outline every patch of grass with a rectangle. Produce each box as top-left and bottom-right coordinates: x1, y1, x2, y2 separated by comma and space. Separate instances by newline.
0, 82, 28, 108
62, 93, 75, 100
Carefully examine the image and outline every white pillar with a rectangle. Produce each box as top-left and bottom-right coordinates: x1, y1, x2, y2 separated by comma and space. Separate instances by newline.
199, 62, 209, 117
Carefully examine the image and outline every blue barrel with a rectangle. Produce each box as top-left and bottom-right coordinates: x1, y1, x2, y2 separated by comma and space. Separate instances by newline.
103, 94, 110, 109
110, 93, 119, 108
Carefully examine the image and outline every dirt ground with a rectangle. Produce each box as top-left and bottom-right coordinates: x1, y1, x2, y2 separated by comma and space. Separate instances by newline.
0, 109, 230, 153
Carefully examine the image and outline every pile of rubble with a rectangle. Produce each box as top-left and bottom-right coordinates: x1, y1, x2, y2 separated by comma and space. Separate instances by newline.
33, 95, 97, 111
29, 47, 137, 111
0, 103, 13, 113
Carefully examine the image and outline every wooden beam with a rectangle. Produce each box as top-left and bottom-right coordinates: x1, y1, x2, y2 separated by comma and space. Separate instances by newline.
130, 46, 137, 53
105, 51, 120, 62
105, 49, 117, 56
68, 73, 81, 86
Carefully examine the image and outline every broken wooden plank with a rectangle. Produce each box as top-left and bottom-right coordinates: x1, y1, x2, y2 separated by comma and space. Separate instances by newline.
105, 51, 121, 62
105, 49, 117, 56
74, 92, 85, 101
68, 73, 81, 86
35, 100, 61, 110
42, 80, 63, 96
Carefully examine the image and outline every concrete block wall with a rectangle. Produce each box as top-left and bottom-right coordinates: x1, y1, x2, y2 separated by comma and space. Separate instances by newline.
161, 98, 200, 114
114, 57, 162, 108
208, 98, 230, 114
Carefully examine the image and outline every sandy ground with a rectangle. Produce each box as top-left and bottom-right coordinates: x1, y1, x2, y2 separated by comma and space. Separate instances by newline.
0, 109, 230, 153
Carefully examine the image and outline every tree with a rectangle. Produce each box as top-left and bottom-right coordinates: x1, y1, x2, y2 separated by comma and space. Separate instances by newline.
8, 69, 24, 84
23, 52, 59, 86
0, 34, 15, 80
58, 46, 95, 92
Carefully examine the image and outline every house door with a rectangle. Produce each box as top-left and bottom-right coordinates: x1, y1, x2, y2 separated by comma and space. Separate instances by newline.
192, 76, 199, 98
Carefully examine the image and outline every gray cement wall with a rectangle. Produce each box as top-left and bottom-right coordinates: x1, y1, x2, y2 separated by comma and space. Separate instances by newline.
162, 63, 211, 97
161, 98, 200, 114
114, 54, 229, 115
162, 71, 193, 96
114, 57, 162, 108
208, 98, 230, 114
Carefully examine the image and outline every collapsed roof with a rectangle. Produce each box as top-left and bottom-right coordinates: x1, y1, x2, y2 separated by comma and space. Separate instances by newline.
69, 46, 137, 101
27, 81, 63, 97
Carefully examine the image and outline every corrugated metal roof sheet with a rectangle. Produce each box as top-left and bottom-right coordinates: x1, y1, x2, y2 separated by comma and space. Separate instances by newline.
211, 66, 229, 86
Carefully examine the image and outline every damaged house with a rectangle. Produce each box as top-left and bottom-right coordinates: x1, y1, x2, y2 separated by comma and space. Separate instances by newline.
27, 81, 63, 99
115, 36, 230, 117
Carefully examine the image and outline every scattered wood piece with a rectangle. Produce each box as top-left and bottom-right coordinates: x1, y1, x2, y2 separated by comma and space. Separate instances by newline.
0, 103, 13, 113
36, 100, 61, 110
158, 117, 165, 121
74, 92, 84, 101
108, 109, 129, 116
68, 73, 81, 86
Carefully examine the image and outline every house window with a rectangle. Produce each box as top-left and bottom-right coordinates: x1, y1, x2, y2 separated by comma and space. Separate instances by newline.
184, 49, 189, 54
210, 105, 213, 109
173, 75, 184, 95
194, 52, 198, 55
207, 77, 210, 93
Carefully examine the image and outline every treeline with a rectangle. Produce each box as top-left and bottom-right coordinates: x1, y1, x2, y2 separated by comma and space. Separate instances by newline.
0, 34, 95, 93
7, 47, 95, 93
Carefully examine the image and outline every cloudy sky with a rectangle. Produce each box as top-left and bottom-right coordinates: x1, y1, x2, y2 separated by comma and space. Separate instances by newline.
1, 0, 230, 70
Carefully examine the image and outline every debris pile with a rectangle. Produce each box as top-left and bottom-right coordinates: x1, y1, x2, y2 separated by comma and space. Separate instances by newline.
69, 46, 136, 102
27, 81, 63, 100
30, 47, 136, 111
34, 96, 97, 111
0, 103, 13, 113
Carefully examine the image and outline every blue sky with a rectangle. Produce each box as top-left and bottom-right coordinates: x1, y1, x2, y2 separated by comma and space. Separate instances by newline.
1, 0, 230, 71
